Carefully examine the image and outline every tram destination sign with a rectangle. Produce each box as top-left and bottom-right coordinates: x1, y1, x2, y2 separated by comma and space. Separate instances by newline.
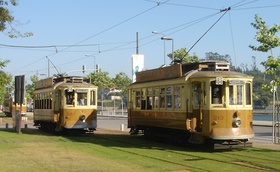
229, 80, 245, 85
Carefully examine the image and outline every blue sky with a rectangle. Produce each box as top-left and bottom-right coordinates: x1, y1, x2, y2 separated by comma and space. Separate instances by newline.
0, 0, 280, 82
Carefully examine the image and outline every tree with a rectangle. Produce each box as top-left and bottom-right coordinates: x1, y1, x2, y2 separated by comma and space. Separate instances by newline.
25, 74, 38, 102
249, 14, 280, 90
249, 15, 280, 54
112, 72, 132, 98
88, 70, 114, 99
204, 52, 232, 62
1, 0, 32, 38
0, 59, 12, 104
167, 48, 200, 64
89, 70, 113, 89
112, 72, 132, 108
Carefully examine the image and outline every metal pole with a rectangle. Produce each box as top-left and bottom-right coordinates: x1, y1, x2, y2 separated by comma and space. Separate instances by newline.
275, 89, 280, 143
48, 58, 50, 77
94, 56, 96, 73
101, 95, 103, 115
163, 40, 166, 65
121, 97, 123, 116
273, 88, 276, 143
171, 39, 174, 62
114, 98, 115, 115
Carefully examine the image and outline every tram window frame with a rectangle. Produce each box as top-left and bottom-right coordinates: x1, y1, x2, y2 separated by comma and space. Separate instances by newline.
229, 82, 244, 106
141, 89, 147, 110
77, 89, 88, 106
236, 85, 243, 105
154, 88, 159, 109
159, 87, 165, 108
192, 82, 202, 107
166, 87, 172, 108
147, 88, 153, 110
174, 86, 181, 109
246, 83, 252, 105
90, 89, 96, 106
65, 89, 75, 106
135, 90, 141, 109
211, 81, 222, 104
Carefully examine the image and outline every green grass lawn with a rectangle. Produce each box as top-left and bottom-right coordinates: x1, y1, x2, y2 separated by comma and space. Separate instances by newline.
0, 128, 279, 172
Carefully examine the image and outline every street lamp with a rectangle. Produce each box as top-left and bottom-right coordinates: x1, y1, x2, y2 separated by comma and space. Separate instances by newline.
152, 31, 166, 65
161, 36, 174, 63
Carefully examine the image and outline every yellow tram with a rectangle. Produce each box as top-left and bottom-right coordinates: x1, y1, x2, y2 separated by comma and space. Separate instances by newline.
128, 61, 254, 149
33, 76, 98, 133
3, 93, 27, 117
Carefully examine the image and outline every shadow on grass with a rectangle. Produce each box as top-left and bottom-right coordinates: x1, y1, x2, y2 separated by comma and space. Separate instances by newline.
0, 127, 54, 136
0, 127, 276, 153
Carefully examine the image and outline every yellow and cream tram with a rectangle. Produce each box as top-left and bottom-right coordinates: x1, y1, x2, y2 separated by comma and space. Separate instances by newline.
128, 61, 254, 149
33, 76, 98, 133
3, 92, 27, 117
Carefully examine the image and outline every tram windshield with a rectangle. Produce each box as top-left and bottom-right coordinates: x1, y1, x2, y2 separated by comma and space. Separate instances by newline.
210, 79, 252, 106
65, 88, 96, 106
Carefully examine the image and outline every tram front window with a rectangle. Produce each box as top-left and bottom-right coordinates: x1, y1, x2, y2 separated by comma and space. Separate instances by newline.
65, 90, 74, 105
77, 89, 88, 106
229, 85, 243, 105
77, 93, 87, 106
211, 84, 222, 104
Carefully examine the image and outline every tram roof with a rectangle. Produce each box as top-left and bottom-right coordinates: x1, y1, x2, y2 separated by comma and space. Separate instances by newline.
35, 76, 93, 90
135, 61, 252, 83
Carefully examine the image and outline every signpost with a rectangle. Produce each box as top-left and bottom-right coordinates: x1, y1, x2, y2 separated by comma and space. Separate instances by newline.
14, 75, 25, 134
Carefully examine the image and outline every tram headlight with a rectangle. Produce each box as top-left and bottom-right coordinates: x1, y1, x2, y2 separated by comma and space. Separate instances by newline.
232, 117, 242, 127
79, 114, 86, 121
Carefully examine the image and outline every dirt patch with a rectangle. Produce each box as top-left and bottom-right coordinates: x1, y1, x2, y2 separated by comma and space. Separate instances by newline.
233, 161, 268, 171
95, 128, 129, 135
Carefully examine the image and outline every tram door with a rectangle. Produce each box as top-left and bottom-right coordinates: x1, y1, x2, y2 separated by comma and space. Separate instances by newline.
191, 82, 203, 132
54, 90, 62, 125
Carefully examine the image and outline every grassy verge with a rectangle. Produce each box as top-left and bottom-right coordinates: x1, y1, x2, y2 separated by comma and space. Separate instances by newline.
0, 128, 279, 172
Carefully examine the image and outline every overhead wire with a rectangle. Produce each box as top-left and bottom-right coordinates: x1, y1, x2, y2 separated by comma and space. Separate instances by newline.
5, 0, 280, 76
54, 0, 171, 54
6, 0, 171, 75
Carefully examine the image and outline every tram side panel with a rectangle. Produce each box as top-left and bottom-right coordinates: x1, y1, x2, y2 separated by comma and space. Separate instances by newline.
128, 82, 193, 132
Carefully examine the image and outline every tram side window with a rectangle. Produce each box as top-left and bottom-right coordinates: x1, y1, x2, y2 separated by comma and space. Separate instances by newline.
246, 83, 251, 105
141, 89, 147, 110
160, 88, 165, 108
166, 87, 172, 108
90, 90, 96, 105
65, 90, 74, 105
154, 88, 159, 109
174, 86, 181, 108
136, 90, 141, 108
147, 88, 153, 110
